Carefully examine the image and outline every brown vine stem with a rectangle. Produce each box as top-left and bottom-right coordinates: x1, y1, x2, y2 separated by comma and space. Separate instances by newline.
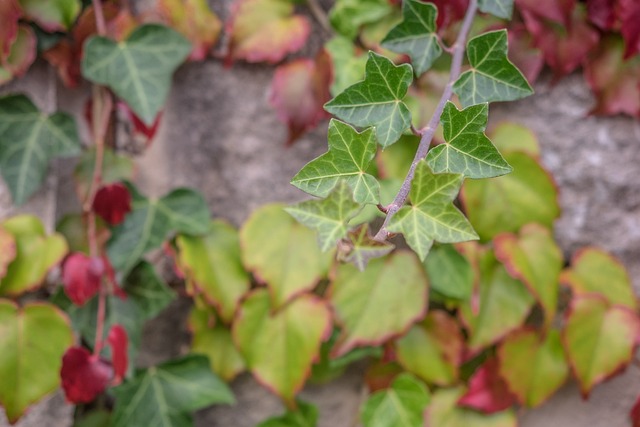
306, 0, 332, 34
374, 0, 478, 241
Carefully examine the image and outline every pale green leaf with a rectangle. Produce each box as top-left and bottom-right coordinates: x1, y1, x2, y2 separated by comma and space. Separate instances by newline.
286, 181, 362, 252
0, 301, 73, 423
81, 24, 191, 125
381, 0, 441, 76
387, 161, 478, 261
563, 295, 640, 396
257, 400, 318, 427
337, 224, 394, 271
329, 0, 393, 39
361, 373, 430, 427
324, 52, 413, 147
478, 0, 514, 19
424, 244, 473, 301
107, 186, 209, 276
0, 94, 80, 205
325, 37, 367, 96
176, 221, 250, 322
18, 0, 80, 31
240, 204, 333, 308
425, 387, 517, 427
453, 30, 533, 107
291, 120, 379, 204
111, 355, 234, 427
426, 102, 511, 178
233, 289, 331, 404
330, 251, 428, 355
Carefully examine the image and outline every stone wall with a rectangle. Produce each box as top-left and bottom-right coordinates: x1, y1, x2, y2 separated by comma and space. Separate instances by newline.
1, 4, 639, 426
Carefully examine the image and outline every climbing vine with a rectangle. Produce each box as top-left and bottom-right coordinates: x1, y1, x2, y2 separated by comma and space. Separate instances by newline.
0, 0, 639, 426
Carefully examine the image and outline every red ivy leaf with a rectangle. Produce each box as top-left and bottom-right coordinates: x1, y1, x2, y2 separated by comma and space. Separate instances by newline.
269, 51, 332, 146
226, 0, 310, 64
631, 393, 640, 427
117, 101, 162, 144
516, 0, 576, 26
93, 183, 132, 226
107, 325, 128, 384
584, 35, 640, 117
507, 24, 544, 84
0, 0, 22, 60
430, 0, 469, 29
586, 0, 617, 29
458, 358, 517, 414
60, 347, 112, 404
62, 253, 104, 306
619, 0, 640, 58
522, 5, 599, 79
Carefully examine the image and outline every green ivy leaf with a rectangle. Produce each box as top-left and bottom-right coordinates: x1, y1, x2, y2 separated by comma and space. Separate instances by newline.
337, 224, 395, 271
286, 181, 362, 252
107, 186, 209, 276
494, 224, 563, 329
560, 248, 637, 310
176, 221, 250, 323
240, 204, 333, 308
361, 373, 430, 427
0, 215, 67, 296
111, 355, 234, 427
387, 161, 478, 261
330, 251, 428, 356
563, 295, 640, 397
459, 251, 534, 351
425, 387, 517, 427
233, 289, 332, 404
478, 0, 514, 19
381, 0, 441, 76
426, 102, 511, 178
189, 306, 245, 382
424, 244, 473, 301
329, 0, 393, 39
498, 329, 569, 407
123, 261, 176, 320
0, 94, 80, 205
324, 52, 413, 147
0, 301, 73, 423
257, 400, 319, 427
291, 120, 379, 204
461, 152, 560, 241
325, 37, 367, 96
81, 24, 191, 125
396, 311, 463, 386
453, 30, 533, 108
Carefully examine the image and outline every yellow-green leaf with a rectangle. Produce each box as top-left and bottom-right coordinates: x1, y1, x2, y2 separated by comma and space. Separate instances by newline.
425, 387, 517, 427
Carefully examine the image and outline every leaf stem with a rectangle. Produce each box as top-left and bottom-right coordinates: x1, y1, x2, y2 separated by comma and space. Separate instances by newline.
373, 0, 478, 241
92, 0, 107, 36
306, 0, 332, 34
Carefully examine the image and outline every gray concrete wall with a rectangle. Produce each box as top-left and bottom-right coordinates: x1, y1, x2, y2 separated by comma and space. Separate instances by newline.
1, 5, 640, 427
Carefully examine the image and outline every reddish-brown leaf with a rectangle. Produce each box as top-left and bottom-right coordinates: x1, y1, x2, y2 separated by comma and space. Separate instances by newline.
430, 0, 469, 29
522, 5, 599, 79
93, 183, 132, 226
226, 0, 310, 64
0, 0, 21, 60
619, 0, 640, 58
631, 393, 640, 427
584, 36, 640, 117
62, 253, 104, 306
507, 24, 544, 84
1, 25, 36, 83
269, 52, 332, 146
516, 0, 576, 25
586, 0, 617, 29
107, 325, 128, 384
60, 347, 112, 404
458, 358, 518, 414
117, 101, 163, 146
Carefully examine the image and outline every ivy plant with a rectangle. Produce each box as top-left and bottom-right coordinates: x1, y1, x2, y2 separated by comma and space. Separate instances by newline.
0, 0, 639, 426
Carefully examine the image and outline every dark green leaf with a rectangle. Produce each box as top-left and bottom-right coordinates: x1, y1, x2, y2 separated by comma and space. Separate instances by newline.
426, 102, 511, 178
257, 400, 319, 427
110, 355, 234, 427
291, 119, 379, 204
453, 30, 533, 107
286, 181, 362, 251
325, 52, 413, 147
361, 373, 430, 427
478, 0, 514, 19
387, 161, 478, 261
381, 0, 441, 76
0, 94, 80, 205
81, 24, 191, 124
